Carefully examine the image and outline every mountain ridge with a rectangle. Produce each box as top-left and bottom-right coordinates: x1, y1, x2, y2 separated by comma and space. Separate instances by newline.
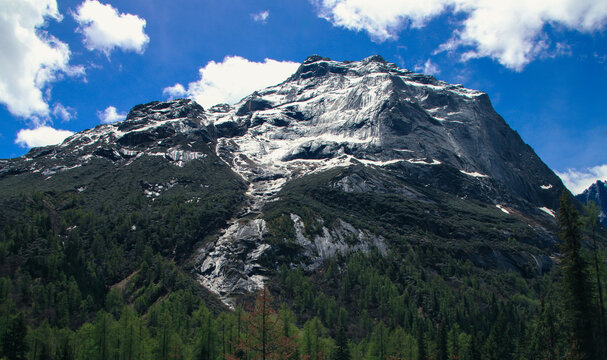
0, 55, 568, 307
5, 55, 563, 209
576, 179, 607, 227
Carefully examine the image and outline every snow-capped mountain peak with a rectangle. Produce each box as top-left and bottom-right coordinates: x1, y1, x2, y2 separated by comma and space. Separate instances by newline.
576, 180, 607, 227
0, 55, 567, 306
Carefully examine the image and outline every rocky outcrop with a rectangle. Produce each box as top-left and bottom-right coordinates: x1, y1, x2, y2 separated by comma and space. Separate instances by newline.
290, 214, 388, 267
193, 214, 390, 307
194, 219, 270, 307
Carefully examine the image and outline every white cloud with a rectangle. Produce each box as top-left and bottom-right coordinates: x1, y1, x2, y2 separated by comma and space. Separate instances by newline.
15, 126, 74, 148
163, 56, 299, 108
414, 59, 440, 75
313, 0, 607, 70
313, 0, 448, 41
52, 103, 75, 122
0, 0, 82, 119
73, 0, 149, 55
556, 165, 607, 195
98, 106, 126, 123
162, 83, 187, 99
252, 10, 270, 24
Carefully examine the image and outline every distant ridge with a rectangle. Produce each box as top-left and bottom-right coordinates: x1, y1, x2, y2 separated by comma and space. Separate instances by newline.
576, 179, 607, 227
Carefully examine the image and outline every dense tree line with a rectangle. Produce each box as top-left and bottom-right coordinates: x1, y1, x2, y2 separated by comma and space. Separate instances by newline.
0, 191, 605, 359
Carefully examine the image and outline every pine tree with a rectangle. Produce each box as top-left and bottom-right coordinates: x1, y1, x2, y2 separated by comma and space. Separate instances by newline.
332, 324, 350, 360
448, 325, 459, 360
1, 312, 28, 360
416, 321, 426, 360
159, 312, 172, 360
57, 335, 75, 360
195, 306, 215, 360
582, 202, 606, 356
530, 297, 560, 360
228, 287, 297, 360
467, 332, 481, 360
436, 321, 447, 360
302, 317, 327, 360
558, 191, 596, 360
95, 311, 111, 360
372, 322, 387, 360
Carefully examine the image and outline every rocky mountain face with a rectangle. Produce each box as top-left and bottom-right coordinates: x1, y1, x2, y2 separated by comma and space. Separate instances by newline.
0, 55, 567, 307
577, 180, 607, 227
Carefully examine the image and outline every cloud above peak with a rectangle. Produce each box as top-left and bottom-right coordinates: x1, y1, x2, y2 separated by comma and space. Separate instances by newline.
163, 56, 299, 108
73, 0, 149, 55
313, 0, 447, 41
0, 0, 83, 119
556, 165, 607, 195
15, 126, 74, 148
98, 106, 126, 124
313, 0, 607, 70
414, 59, 440, 76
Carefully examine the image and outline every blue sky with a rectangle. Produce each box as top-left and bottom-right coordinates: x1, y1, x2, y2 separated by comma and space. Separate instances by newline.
1, 0, 606, 193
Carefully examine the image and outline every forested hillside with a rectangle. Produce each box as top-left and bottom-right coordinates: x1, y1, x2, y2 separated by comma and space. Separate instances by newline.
0, 190, 605, 360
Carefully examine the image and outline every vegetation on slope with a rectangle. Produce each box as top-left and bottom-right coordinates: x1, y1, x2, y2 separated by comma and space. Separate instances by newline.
0, 160, 605, 359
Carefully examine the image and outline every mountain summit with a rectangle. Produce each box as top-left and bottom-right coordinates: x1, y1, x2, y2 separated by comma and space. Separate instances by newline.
577, 180, 607, 226
0, 55, 566, 306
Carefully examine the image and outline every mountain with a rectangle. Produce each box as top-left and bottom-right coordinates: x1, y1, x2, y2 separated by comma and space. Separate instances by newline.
576, 179, 607, 227
0, 55, 568, 310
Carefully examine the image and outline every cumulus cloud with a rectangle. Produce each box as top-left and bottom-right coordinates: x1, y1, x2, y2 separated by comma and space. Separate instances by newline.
313, 0, 448, 41
252, 10, 270, 24
0, 0, 83, 119
313, 0, 607, 70
73, 0, 149, 55
15, 126, 74, 148
414, 59, 440, 75
162, 83, 187, 99
163, 56, 299, 108
556, 165, 607, 195
98, 106, 127, 123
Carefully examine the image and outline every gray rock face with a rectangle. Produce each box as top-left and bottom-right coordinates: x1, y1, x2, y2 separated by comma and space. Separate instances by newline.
193, 215, 390, 307
290, 214, 388, 267
125, 99, 205, 122
576, 180, 607, 227
195, 219, 270, 307
0, 55, 568, 305
468, 247, 552, 275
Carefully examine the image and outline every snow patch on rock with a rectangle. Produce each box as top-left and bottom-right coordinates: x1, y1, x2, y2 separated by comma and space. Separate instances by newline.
141, 179, 177, 199
495, 204, 510, 214
538, 207, 556, 217
167, 147, 206, 167
461, 170, 489, 178
407, 159, 442, 165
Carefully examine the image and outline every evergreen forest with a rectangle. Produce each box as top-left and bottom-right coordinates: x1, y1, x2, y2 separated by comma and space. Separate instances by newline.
0, 189, 605, 360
